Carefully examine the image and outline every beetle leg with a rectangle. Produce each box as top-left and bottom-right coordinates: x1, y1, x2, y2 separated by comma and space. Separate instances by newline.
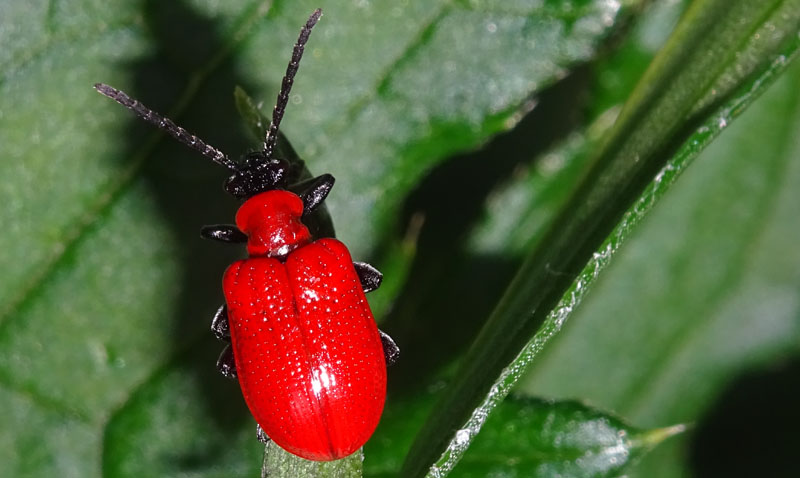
379, 330, 400, 366
297, 174, 335, 216
200, 224, 248, 243
216, 344, 237, 379
210, 304, 231, 342
256, 424, 271, 444
354, 262, 383, 293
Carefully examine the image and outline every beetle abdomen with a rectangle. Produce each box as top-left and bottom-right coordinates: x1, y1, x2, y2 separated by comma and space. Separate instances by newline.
223, 238, 386, 461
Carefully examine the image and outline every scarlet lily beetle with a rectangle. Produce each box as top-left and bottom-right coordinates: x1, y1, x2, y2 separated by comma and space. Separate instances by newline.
95, 9, 398, 461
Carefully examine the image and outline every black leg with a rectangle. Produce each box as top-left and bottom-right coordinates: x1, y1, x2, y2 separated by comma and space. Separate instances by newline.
211, 304, 230, 341
354, 262, 382, 293
256, 424, 271, 444
379, 330, 400, 366
201, 224, 248, 243
297, 174, 335, 216
216, 344, 237, 379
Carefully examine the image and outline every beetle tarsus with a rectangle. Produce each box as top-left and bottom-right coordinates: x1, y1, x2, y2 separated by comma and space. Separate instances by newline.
256, 424, 271, 444
354, 262, 382, 293
379, 330, 400, 366
216, 344, 237, 379
201, 224, 248, 243
298, 174, 335, 216
211, 304, 231, 341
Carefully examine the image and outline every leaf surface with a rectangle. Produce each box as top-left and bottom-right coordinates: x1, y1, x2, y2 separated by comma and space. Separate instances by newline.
451, 398, 684, 478
0, 0, 629, 476
399, 0, 800, 476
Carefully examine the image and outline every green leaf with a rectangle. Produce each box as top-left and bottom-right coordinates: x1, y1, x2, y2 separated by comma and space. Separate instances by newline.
262, 443, 363, 478
102, 340, 262, 477
399, 0, 800, 476
522, 36, 800, 478
0, 0, 630, 477
259, 0, 640, 255
450, 398, 685, 478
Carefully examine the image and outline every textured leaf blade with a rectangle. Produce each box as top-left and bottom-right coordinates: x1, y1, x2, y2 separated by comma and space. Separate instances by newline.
246, 0, 634, 256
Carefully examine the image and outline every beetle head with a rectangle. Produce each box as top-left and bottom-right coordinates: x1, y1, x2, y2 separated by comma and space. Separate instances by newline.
225, 9, 321, 201
224, 153, 290, 200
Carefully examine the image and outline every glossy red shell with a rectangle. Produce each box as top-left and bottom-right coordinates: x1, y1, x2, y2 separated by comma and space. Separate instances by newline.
223, 232, 386, 461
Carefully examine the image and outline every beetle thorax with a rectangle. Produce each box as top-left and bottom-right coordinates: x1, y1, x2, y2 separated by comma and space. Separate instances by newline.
235, 190, 312, 258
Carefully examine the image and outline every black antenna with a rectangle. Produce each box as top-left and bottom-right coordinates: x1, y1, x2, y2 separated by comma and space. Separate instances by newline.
94, 83, 239, 171
263, 8, 322, 159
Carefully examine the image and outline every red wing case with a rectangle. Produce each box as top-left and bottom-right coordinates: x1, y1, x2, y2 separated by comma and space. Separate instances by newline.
223, 238, 386, 461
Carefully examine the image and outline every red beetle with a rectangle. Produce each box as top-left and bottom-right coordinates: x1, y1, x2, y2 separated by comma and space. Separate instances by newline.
95, 9, 398, 461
